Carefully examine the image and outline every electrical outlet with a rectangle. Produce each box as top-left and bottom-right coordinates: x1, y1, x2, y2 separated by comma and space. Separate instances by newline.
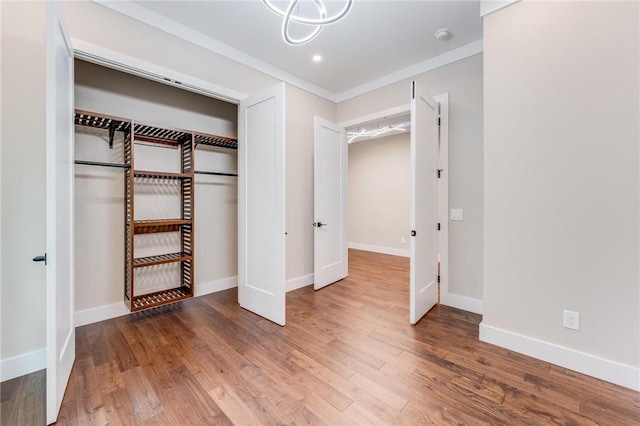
563, 310, 580, 331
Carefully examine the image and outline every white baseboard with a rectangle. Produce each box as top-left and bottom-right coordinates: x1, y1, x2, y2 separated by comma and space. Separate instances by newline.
286, 273, 314, 292
75, 301, 130, 327
75, 276, 239, 327
441, 292, 483, 315
348, 242, 410, 258
194, 276, 237, 297
1, 348, 46, 382
479, 322, 640, 391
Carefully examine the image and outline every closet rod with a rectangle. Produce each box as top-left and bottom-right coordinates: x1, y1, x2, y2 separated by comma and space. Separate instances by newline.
194, 170, 238, 177
75, 160, 131, 169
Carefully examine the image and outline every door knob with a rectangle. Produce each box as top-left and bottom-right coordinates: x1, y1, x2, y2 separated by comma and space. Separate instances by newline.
313, 222, 326, 228
33, 253, 47, 265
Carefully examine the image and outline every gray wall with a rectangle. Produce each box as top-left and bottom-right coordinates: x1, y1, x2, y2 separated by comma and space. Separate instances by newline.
482, 0, 639, 373
348, 133, 411, 255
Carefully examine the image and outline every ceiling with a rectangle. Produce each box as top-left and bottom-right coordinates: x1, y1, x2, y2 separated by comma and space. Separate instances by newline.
122, 0, 483, 99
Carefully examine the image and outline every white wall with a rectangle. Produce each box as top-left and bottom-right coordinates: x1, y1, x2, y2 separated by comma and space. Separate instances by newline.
285, 85, 336, 288
337, 54, 484, 305
74, 60, 238, 319
482, 0, 639, 389
0, 1, 48, 377
348, 133, 411, 256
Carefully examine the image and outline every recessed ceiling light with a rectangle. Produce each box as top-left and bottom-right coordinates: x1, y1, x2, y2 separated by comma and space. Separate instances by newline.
313, 54, 322, 62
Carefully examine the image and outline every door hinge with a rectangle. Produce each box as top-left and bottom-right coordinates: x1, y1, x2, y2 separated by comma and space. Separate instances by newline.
437, 275, 441, 283
437, 223, 441, 231
411, 82, 415, 99
438, 117, 441, 126
437, 169, 442, 178
411, 230, 416, 236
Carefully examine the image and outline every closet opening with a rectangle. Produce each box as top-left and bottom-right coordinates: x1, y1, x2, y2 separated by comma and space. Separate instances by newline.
74, 59, 239, 322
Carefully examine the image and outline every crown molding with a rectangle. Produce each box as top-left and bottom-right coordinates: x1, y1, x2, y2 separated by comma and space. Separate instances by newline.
334, 40, 483, 103
92, 0, 483, 104
93, 0, 338, 102
480, 0, 521, 17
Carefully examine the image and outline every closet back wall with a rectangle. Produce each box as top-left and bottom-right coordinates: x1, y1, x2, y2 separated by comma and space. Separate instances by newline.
74, 60, 238, 319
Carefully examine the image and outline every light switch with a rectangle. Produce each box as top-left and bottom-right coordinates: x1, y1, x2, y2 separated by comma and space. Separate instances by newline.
450, 209, 463, 221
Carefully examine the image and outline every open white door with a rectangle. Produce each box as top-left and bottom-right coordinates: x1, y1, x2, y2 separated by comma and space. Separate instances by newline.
313, 117, 348, 290
238, 83, 286, 326
409, 81, 439, 325
46, 2, 75, 423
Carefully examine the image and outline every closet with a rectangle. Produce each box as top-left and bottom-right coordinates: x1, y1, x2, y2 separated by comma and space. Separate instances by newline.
74, 60, 238, 314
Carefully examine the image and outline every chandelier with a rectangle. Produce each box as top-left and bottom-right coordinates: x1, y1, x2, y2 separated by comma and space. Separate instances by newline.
262, 0, 354, 46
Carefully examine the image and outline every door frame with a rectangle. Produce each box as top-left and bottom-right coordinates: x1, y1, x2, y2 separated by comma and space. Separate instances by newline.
338, 96, 449, 304
72, 38, 247, 105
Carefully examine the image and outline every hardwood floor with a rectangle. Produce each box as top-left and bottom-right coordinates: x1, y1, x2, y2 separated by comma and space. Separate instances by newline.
1, 369, 45, 426
4, 249, 640, 425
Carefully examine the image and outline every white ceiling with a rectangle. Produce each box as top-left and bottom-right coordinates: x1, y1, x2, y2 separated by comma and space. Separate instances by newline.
124, 0, 483, 99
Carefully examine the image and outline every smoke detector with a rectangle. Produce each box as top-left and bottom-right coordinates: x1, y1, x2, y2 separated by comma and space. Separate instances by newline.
434, 28, 451, 41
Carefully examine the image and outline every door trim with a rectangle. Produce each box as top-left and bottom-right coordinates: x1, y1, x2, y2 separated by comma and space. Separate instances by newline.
433, 93, 449, 309
72, 38, 247, 104
338, 104, 411, 129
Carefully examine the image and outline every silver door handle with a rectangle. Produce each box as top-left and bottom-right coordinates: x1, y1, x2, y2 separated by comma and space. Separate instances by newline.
313, 222, 327, 228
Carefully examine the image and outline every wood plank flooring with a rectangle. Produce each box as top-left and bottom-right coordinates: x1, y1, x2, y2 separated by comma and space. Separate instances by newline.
1, 369, 45, 425
4, 249, 640, 425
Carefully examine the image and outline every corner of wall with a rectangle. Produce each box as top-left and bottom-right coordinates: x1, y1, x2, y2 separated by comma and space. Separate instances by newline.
479, 321, 640, 391
286, 274, 314, 292
441, 292, 483, 315
480, 0, 520, 17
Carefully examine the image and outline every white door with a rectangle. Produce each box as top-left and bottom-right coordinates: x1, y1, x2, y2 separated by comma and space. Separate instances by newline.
238, 83, 286, 326
313, 117, 348, 290
46, 2, 76, 423
409, 81, 439, 325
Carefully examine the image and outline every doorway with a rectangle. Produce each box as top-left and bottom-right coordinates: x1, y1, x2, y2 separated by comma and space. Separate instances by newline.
338, 95, 450, 319
346, 113, 412, 258
73, 59, 239, 324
